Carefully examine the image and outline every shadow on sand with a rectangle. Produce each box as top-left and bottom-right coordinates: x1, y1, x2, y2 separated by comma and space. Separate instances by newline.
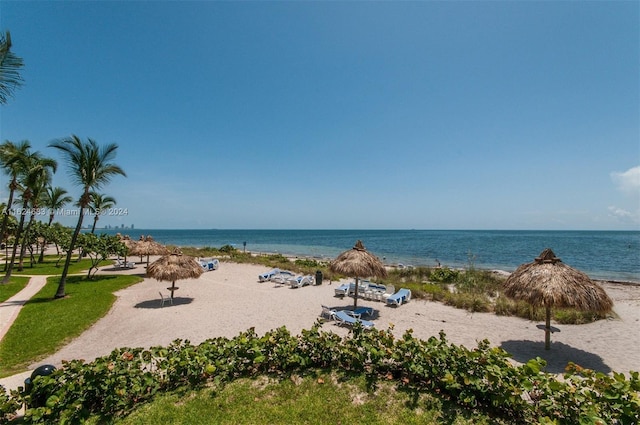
500, 340, 611, 374
134, 297, 194, 309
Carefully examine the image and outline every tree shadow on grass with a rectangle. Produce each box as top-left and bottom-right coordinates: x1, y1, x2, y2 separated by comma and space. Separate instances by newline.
134, 297, 194, 309
500, 340, 611, 374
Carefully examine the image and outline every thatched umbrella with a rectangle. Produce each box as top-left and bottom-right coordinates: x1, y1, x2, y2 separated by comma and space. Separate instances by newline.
116, 234, 137, 264
130, 235, 169, 266
147, 248, 203, 300
329, 240, 387, 309
503, 248, 613, 350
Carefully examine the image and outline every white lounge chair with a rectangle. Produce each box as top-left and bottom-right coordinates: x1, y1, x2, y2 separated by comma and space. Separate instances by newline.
288, 275, 314, 288
320, 305, 336, 320
114, 259, 135, 269
334, 282, 351, 296
386, 288, 411, 307
258, 268, 280, 282
380, 285, 395, 302
270, 271, 296, 285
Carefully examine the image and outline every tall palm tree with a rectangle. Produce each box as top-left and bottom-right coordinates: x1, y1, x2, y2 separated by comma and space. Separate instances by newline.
17, 159, 56, 270
0, 140, 31, 246
86, 192, 116, 234
0, 30, 24, 104
38, 186, 72, 262
2, 154, 56, 282
49, 135, 126, 298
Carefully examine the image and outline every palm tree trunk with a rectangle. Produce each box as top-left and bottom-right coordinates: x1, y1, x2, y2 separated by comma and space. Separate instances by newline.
17, 212, 36, 271
0, 179, 17, 246
55, 207, 85, 298
38, 214, 55, 263
2, 198, 27, 283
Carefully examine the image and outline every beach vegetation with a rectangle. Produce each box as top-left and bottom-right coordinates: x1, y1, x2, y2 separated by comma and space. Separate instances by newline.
3, 326, 637, 424
48, 136, 126, 299
0, 274, 142, 378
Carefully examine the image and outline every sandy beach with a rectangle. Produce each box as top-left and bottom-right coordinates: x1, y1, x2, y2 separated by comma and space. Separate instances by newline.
22, 260, 640, 376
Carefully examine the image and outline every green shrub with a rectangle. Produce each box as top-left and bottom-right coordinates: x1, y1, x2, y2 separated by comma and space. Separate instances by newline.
4, 326, 637, 424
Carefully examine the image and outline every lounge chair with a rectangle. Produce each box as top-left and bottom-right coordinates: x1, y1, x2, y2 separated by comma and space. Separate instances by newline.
331, 310, 375, 329
288, 275, 314, 288
346, 306, 374, 319
270, 271, 296, 285
207, 259, 219, 271
380, 285, 395, 302
114, 259, 135, 269
386, 288, 411, 307
334, 282, 351, 296
320, 305, 336, 320
258, 268, 280, 282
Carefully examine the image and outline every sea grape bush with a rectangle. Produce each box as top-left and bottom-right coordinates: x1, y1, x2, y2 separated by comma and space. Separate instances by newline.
1, 325, 638, 424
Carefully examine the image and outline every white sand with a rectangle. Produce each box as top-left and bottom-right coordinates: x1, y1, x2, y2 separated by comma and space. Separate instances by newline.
32, 260, 640, 376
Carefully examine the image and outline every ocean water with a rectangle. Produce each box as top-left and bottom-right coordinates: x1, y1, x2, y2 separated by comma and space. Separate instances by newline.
105, 229, 640, 283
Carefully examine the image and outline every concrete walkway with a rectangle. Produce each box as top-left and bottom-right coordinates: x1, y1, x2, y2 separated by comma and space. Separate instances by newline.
0, 275, 49, 392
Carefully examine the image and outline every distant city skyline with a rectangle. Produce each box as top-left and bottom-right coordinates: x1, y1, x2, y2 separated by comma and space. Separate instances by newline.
1, 1, 638, 230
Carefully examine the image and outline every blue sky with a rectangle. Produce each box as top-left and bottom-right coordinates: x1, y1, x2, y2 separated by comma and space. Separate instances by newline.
0, 1, 638, 230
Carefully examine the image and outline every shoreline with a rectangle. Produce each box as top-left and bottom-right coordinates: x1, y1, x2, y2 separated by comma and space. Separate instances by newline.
198, 248, 640, 287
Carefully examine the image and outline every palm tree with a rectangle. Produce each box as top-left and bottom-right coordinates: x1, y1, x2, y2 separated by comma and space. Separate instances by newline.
17, 159, 57, 270
2, 154, 56, 282
49, 135, 126, 298
38, 186, 72, 262
0, 30, 24, 104
42, 186, 72, 226
86, 192, 116, 234
0, 140, 31, 246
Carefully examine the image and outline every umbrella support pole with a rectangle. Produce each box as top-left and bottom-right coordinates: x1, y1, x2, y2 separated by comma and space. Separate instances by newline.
353, 277, 359, 309
545, 307, 551, 350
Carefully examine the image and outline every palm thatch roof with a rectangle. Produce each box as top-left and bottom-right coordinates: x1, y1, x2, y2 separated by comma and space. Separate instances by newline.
503, 248, 613, 312
330, 240, 387, 308
130, 235, 170, 265
503, 248, 613, 350
330, 240, 387, 279
147, 249, 203, 299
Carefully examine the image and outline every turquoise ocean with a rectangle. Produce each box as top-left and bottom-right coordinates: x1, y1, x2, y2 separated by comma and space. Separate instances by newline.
104, 229, 640, 283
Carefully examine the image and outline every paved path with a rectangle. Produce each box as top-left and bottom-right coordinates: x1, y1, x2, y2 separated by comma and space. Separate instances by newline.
0, 275, 48, 341
0, 275, 50, 393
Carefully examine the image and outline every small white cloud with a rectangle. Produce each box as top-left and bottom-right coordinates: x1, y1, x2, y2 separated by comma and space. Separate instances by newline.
611, 166, 640, 196
608, 205, 633, 219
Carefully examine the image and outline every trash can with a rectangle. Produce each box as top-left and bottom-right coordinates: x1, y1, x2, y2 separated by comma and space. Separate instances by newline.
315, 270, 323, 285
24, 364, 56, 407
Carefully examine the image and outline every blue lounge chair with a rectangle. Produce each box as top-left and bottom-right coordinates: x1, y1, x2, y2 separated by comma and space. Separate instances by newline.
331, 310, 375, 329
386, 288, 412, 306
347, 306, 374, 318
258, 268, 280, 282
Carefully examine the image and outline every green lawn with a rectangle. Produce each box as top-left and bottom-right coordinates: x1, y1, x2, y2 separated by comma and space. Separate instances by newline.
0, 276, 29, 303
97, 374, 503, 425
7, 256, 110, 276
0, 274, 142, 377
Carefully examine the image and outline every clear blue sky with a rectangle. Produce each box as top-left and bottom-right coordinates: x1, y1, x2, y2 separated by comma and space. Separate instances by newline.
1, 1, 638, 230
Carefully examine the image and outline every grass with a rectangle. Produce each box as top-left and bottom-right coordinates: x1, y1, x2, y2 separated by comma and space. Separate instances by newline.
0, 274, 142, 377
4, 255, 110, 276
94, 374, 505, 425
0, 276, 29, 303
